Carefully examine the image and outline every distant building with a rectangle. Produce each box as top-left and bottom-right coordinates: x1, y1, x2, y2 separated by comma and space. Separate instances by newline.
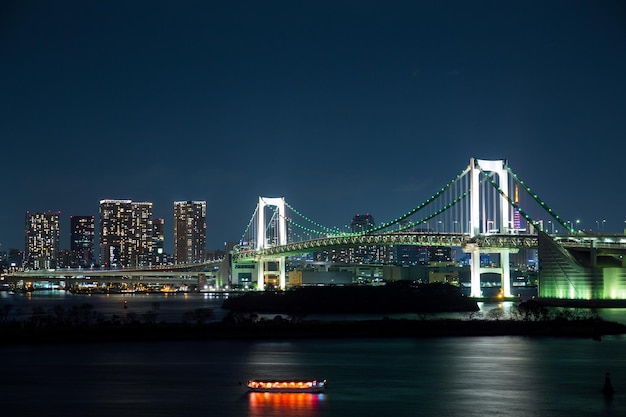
99, 199, 153, 268
100, 199, 132, 267
131, 202, 153, 266
351, 213, 375, 233
174, 201, 206, 264
152, 218, 166, 265
70, 215, 95, 267
7, 248, 24, 270
25, 211, 60, 269
57, 248, 72, 268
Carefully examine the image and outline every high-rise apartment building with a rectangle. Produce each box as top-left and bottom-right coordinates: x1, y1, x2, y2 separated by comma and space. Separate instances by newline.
351, 213, 377, 263
99, 199, 153, 268
25, 211, 60, 269
70, 215, 95, 267
152, 218, 165, 265
174, 201, 206, 264
351, 213, 375, 233
100, 199, 132, 267
131, 202, 153, 266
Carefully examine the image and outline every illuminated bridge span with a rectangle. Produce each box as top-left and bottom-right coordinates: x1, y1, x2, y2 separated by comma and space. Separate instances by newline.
234, 233, 539, 260
233, 157, 626, 299
2, 259, 224, 286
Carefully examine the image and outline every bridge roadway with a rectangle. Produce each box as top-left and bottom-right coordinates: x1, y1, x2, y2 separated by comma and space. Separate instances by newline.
1, 260, 224, 285
232, 231, 626, 261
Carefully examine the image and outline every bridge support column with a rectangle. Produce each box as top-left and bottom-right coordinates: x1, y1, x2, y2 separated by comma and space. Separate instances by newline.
470, 248, 482, 297
256, 257, 286, 291
257, 261, 265, 291
501, 250, 512, 297
279, 256, 286, 290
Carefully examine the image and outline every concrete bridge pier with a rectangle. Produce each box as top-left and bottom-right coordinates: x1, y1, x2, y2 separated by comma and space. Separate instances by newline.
470, 247, 482, 297
256, 256, 286, 290
468, 245, 514, 298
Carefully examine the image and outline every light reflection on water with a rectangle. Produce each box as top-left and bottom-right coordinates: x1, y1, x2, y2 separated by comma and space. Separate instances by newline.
247, 392, 324, 417
0, 337, 625, 417
1, 291, 626, 416
2, 290, 625, 325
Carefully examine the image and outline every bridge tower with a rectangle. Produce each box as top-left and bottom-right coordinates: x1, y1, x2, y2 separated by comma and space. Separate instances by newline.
256, 197, 287, 290
468, 158, 513, 298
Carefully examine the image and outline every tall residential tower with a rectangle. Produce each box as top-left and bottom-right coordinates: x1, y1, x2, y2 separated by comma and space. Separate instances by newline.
25, 211, 60, 269
99, 199, 153, 268
174, 201, 206, 264
70, 215, 95, 267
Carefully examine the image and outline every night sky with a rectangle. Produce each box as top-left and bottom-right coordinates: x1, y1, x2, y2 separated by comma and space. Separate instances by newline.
1, 1, 625, 253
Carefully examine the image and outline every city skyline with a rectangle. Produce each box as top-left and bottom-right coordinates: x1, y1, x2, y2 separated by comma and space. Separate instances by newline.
1, 1, 625, 252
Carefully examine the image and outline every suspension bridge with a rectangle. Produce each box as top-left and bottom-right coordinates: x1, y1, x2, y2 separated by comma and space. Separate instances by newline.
233, 157, 626, 299
5, 157, 625, 300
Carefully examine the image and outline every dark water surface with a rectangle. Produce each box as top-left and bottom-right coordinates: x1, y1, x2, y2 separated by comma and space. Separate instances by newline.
2, 337, 625, 417
1, 291, 626, 417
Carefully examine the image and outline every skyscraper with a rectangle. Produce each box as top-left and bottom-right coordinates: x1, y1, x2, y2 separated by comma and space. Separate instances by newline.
99, 199, 153, 268
25, 211, 60, 269
351, 214, 375, 233
351, 213, 376, 263
174, 201, 206, 264
152, 218, 165, 265
70, 215, 95, 267
131, 202, 153, 266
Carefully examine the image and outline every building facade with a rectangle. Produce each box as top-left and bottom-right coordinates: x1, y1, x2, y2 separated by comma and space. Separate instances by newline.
174, 201, 206, 264
99, 199, 153, 268
152, 218, 166, 265
70, 215, 95, 267
25, 211, 60, 269
131, 202, 153, 266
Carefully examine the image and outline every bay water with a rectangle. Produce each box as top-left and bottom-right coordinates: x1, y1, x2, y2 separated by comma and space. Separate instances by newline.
1, 291, 625, 417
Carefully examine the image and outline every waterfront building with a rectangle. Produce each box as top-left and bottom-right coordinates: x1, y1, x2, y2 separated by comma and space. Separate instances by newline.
99, 199, 153, 268
99, 199, 132, 268
70, 215, 95, 267
25, 211, 60, 269
7, 248, 24, 271
152, 218, 165, 265
131, 202, 153, 266
174, 201, 206, 264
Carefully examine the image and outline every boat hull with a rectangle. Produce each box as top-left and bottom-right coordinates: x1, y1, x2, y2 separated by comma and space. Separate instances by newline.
247, 387, 326, 393
244, 379, 327, 393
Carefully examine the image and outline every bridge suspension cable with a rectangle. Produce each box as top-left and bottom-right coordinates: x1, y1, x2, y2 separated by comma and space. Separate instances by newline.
239, 204, 259, 245
348, 165, 472, 235
238, 158, 577, 252
283, 200, 341, 235
505, 165, 573, 233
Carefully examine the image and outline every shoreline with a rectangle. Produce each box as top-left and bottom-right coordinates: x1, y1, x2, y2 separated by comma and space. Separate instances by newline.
2, 317, 625, 345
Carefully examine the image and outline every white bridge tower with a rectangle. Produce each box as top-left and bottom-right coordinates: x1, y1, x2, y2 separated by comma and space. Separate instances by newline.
467, 158, 514, 298
256, 196, 287, 290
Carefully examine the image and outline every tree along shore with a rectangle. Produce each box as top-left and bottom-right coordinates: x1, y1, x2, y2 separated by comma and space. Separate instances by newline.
2, 315, 625, 345
2, 284, 625, 344
221, 282, 480, 314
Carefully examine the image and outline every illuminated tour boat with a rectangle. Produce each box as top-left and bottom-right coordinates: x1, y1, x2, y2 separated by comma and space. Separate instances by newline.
243, 379, 327, 393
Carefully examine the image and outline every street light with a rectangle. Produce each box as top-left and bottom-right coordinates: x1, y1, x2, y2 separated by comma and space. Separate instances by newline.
602, 219, 606, 233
